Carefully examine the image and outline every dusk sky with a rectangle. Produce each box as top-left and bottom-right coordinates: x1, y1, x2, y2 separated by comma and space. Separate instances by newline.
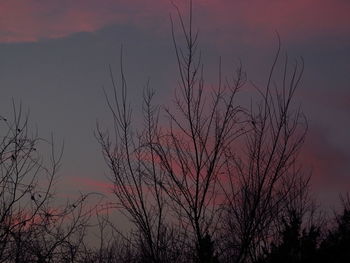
0, 0, 349, 207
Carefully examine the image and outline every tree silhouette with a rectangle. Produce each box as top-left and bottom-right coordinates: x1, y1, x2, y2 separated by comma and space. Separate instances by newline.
0, 103, 91, 262
1, 2, 347, 262
257, 209, 320, 263
97, 1, 310, 263
318, 196, 350, 263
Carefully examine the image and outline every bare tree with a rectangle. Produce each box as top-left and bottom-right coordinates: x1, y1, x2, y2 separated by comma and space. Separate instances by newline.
219, 43, 309, 263
150, 3, 246, 262
96, 1, 245, 261
96, 57, 184, 262
0, 102, 91, 262
97, 2, 310, 263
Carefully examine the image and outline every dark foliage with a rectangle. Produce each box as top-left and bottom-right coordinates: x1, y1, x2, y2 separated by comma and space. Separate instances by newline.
257, 203, 350, 263
318, 204, 350, 263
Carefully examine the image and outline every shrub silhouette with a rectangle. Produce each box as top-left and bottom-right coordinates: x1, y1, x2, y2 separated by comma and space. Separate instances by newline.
318, 204, 350, 263
258, 210, 320, 263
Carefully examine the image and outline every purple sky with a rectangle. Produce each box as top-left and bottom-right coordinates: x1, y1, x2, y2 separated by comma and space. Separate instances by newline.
0, 0, 349, 207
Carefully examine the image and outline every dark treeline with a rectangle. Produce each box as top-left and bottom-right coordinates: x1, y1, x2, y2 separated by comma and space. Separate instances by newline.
0, 2, 348, 263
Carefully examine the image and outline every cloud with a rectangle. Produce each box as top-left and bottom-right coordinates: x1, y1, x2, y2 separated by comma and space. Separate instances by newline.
0, 1, 119, 42
0, 0, 349, 43
69, 176, 114, 194
306, 90, 350, 112
299, 126, 349, 191
205, 0, 350, 39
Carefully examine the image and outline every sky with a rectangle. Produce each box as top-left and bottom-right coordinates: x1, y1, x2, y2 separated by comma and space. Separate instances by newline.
0, 0, 349, 208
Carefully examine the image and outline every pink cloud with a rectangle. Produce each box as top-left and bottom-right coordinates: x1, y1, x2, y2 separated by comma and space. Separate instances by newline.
0, 0, 348, 43
296, 87, 350, 114
69, 176, 113, 194
0, 1, 119, 42
196, 0, 350, 42
299, 126, 349, 191
0, 0, 172, 43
